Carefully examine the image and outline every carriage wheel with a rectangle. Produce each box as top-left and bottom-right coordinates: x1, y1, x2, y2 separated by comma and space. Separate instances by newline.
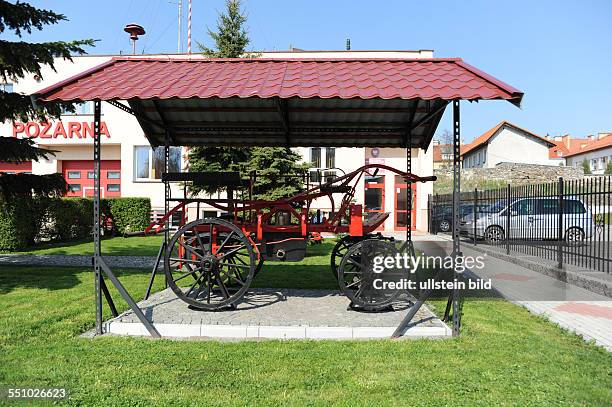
330, 235, 354, 279
338, 239, 403, 310
164, 217, 256, 310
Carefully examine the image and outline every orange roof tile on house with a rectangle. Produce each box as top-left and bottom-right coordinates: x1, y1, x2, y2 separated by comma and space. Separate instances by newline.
460, 121, 555, 157
564, 134, 612, 157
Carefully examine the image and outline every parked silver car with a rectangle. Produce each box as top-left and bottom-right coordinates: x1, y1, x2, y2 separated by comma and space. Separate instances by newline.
460, 197, 595, 245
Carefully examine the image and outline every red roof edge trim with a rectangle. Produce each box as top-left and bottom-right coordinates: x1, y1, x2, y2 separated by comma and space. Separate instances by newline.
455, 60, 523, 107
34, 58, 116, 100
110, 56, 465, 63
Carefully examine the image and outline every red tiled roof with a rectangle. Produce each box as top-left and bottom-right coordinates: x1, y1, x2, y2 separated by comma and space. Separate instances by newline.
564, 135, 612, 157
36, 57, 523, 104
460, 121, 554, 156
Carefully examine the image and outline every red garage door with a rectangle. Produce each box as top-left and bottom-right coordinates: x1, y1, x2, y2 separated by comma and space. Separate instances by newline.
62, 160, 121, 198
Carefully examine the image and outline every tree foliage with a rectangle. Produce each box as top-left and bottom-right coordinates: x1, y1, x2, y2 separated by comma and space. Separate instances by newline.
190, 0, 309, 200
0, 1, 93, 200
244, 148, 310, 201
581, 159, 591, 175
197, 0, 249, 58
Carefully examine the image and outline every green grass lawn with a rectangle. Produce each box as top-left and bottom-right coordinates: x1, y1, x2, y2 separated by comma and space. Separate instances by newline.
1, 243, 611, 405
4, 234, 164, 257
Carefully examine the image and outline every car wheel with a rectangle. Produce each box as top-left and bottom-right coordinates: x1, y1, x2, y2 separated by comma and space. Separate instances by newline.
439, 220, 451, 232
565, 227, 585, 246
485, 226, 505, 245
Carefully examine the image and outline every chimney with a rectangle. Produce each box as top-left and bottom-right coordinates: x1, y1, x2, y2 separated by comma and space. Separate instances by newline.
587, 134, 594, 141
561, 134, 571, 149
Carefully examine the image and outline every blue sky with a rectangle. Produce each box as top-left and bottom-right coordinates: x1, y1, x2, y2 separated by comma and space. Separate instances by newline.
19, 0, 612, 143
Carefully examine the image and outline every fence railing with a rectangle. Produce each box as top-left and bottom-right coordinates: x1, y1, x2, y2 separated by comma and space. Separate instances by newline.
428, 176, 612, 273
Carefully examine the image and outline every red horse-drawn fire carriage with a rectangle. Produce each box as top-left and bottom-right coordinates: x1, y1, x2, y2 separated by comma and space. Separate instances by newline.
136, 163, 435, 311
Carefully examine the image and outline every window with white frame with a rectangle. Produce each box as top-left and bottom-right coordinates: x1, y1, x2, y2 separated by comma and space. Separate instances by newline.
134, 146, 182, 180
591, 159, 597, 170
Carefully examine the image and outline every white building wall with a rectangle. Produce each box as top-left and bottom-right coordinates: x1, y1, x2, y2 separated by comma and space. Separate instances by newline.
487, 127, 554, 167
565, 146, 612, 175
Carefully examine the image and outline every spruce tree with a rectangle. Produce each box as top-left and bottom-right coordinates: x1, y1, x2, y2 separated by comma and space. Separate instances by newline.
190, 0, 309, 199
0, 0, 94, 199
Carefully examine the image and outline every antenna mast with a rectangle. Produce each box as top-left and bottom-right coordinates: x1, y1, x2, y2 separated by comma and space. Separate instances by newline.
187, 0, 192, 53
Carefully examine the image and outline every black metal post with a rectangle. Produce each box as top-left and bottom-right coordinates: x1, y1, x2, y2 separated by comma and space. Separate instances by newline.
506, 183, 511, 255
557, 177, 564, 269
451, 100, 461, 336
473, 188, 477, 245
164, 132, 171, 287
405, 142, 415, 258
93, 99, 103, 335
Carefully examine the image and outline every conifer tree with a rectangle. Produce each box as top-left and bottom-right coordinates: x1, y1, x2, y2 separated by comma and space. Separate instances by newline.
0, 0, 94, 199
190, 0, 309, 199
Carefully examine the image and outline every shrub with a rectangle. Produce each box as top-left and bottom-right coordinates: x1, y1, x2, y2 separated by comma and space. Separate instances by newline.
605, 161, 612, 175
0, 198, 44, 250
41, 198, 93, 241
104, 197, 151, 235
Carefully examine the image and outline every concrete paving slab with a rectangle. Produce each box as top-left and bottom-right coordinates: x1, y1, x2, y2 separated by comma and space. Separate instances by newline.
103, 288, 450, 340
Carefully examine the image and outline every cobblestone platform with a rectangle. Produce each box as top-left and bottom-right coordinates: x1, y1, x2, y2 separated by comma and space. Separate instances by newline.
104, 288, 451, 340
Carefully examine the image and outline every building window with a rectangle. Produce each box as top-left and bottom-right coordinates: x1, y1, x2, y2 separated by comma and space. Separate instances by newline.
134, 146, 181, 180
476, 153, 481, 166
326, 147, 335, 168
107, 184, 120, 192
202, 210, 218, 219
67, 171, 81, 179
1, 83, 13, 93
310, 147, 321, 168
107, 171, 120, 179
591, 159, 597, 170
87, 171, 95, 179
69, 184, 81, 192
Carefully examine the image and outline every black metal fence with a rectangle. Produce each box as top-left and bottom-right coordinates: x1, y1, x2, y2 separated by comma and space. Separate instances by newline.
428, 176, 612, 273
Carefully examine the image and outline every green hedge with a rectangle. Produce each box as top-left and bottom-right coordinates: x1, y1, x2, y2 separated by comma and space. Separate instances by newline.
0, 197, 151, 251
42, 198, 94, 241
0, 198, 44, 250
103, 197, 151, 235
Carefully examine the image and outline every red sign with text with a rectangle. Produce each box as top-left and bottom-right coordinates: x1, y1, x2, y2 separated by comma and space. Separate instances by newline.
12, 121, 110, 139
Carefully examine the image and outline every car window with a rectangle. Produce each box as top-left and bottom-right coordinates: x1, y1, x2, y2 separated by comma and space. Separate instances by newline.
512, 199, 536, 215
537, 199, 558, 215
564, 200, 586, 214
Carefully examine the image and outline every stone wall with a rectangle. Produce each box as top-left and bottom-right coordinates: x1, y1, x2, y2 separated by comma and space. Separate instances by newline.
433, 162, 584, 193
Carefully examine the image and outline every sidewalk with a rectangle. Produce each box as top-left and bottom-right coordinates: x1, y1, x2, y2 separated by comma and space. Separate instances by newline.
0, 254, 155, 269
414, 235, 612, 351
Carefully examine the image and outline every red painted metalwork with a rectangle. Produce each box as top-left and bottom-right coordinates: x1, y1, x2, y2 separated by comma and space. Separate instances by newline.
139, 163, 435, 240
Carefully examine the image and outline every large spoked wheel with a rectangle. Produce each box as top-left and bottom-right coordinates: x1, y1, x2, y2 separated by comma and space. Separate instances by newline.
338, 239, 403, 310
164, 217, 256, 310
330, 235, 356, 279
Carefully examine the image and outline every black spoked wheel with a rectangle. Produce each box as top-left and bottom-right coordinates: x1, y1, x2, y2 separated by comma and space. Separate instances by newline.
330, 235, 356, 279
338, 239, 403, 310
164, 217, 256, 310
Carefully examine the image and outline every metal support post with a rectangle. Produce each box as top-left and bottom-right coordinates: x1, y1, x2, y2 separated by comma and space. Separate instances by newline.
473, 188, 478, 245
506, 183, 511, 255
164, 133, 171, 287
402, 141, 416, 258
451, 100, 461, 336
557, 177, 564, 269
93, 99, 103, 335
